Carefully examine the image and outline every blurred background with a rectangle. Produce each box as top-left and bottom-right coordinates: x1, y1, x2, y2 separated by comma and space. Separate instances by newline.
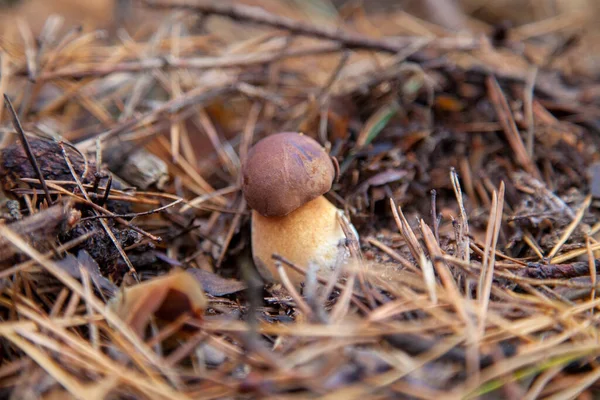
1, 0, 599, 78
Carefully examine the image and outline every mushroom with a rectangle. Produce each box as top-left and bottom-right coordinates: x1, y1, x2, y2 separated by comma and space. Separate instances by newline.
241, 132, 353, 286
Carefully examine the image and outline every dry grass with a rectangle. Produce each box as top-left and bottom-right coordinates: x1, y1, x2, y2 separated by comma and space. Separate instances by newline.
1, 0, 600, 399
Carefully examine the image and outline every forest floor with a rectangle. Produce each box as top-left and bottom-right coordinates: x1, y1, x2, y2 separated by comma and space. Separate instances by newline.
1, 1, 600, 399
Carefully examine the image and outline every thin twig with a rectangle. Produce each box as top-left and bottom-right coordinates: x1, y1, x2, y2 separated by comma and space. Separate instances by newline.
80, 199, 182, 222
524, 67, 538, 158
143, 0, 480, 53
38, 44, 342, 81
486, 76, 541, 180
215, 197, 245, 268
4, 95, 53, 205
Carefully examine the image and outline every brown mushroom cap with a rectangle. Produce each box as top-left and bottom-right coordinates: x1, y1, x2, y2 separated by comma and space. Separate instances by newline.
242, 132, 335, 217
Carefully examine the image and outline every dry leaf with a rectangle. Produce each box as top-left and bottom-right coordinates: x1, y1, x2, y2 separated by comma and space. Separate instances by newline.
0, 200, 80, 264
111, 270, 207, 336
187, 268, 247, 296
57, 250, 117, 296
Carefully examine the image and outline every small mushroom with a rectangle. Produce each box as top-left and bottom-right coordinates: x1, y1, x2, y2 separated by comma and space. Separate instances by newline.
241, 132, 353, 285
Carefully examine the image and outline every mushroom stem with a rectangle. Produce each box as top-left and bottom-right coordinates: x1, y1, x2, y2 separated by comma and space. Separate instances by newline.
251, 195, 346, 285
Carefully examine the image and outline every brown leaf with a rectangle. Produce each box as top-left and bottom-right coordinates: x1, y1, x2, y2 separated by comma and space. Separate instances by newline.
0, 200, 80, 264
111, 270, 207, 336
187, 268, 247, 296
56, 250, 117, 296
353, 169, 408, 195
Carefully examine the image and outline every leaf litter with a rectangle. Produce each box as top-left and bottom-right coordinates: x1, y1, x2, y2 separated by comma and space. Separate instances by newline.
1, 0, 600, 398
